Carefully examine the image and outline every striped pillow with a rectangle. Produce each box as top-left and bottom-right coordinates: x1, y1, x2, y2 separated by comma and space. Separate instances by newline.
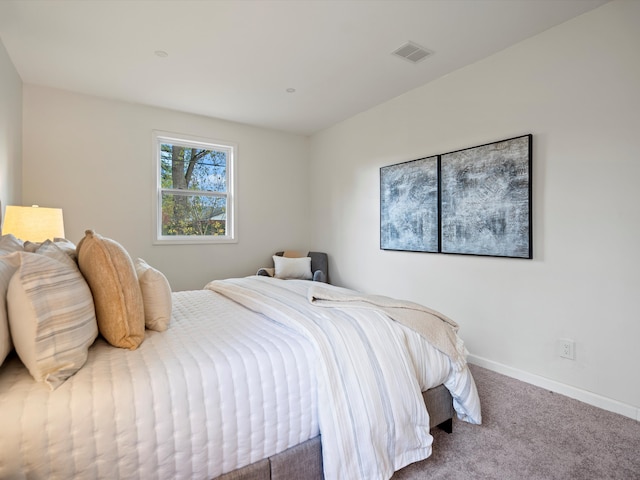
0, 234, 24, 366
23, 237, 77, 261
6, 243, 98, 390
0, 233, 23, 252
0, 259, 14, 366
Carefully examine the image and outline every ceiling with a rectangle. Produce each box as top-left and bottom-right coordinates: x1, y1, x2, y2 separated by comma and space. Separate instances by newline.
0, 0, 608, 136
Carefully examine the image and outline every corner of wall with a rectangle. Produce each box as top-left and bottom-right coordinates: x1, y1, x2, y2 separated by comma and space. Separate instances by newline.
0, 37, 23, 218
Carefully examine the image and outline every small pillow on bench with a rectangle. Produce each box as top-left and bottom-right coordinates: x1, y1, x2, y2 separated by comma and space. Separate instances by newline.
273, 255, 313, 280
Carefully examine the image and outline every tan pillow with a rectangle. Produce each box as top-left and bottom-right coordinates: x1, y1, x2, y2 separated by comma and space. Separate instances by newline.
134, 258, 172, 332
6, 246, 98, 390
76, 230, 145, 349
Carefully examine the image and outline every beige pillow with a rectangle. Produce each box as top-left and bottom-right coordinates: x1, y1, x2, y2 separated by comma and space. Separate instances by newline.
76, 230, 145, 349
6, 246, 98, 390
273, 255, 313, 280
0, 235, 24, 366
135, 258, 172, 332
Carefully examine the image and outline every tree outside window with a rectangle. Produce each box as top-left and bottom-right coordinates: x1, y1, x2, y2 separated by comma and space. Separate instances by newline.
154, 132, 236, 244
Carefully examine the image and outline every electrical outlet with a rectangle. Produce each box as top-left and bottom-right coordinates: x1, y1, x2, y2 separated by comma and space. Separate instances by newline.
559, 339, 575, 360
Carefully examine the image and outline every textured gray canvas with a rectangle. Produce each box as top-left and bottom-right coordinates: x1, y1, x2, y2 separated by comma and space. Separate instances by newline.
380, 156, 439, 252
440, 135, 531, 258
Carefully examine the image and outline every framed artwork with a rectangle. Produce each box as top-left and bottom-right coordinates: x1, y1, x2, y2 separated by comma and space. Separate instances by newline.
379, 134, 532, 259
380, 155, 439, 252
440, 134, 532, 258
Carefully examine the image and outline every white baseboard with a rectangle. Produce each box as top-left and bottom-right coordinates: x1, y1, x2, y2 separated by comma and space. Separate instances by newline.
467, 354, 639, 422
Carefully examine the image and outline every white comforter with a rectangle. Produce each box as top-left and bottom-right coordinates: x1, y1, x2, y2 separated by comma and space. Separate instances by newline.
0, 289, 318, 479
205, 277, 481, 480
0, 277, 480, 480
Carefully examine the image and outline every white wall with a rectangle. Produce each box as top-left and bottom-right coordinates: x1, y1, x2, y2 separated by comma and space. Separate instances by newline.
0, 37, 22, 214
309, 1, 640, 418
22, 86, 310, 291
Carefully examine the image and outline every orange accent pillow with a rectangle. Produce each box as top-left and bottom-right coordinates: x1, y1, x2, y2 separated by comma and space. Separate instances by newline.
76, 230, 145, 349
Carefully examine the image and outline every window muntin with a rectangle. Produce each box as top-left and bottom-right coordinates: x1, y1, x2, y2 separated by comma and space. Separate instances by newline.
153, 132, 236, 244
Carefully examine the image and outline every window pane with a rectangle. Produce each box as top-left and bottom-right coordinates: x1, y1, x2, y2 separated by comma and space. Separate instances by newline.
160, 143, 227, 192
161, 193, 227, 236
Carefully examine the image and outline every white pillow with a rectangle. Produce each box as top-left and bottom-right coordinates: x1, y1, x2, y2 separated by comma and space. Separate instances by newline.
273, 255, 313, 280
6, 245, 98, 390
0, 235, 24, 366
135, 258, 172, 332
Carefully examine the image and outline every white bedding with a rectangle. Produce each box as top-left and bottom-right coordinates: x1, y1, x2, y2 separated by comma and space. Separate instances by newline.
206, 277, 481, 480
0, 277, 481, 480
0, 289, 318, 479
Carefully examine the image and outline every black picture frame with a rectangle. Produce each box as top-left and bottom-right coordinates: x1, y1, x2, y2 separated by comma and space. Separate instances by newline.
379, 134, 532, 259
440, 135, 532, 258
380, 155, 439, 253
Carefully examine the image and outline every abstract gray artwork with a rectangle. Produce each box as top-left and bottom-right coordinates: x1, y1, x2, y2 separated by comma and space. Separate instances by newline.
380, 156, 439, 252
440, 135, 532, 258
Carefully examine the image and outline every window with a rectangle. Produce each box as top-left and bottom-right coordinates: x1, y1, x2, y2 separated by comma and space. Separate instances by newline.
153, 131, 236, 244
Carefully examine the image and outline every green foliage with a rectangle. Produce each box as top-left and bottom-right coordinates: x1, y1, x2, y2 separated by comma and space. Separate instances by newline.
160, 144, 227, 191
161, 193, 227, 236
160, 142, 228, 236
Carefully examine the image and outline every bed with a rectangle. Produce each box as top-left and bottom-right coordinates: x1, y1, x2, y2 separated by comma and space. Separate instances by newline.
0, 232, 481, 480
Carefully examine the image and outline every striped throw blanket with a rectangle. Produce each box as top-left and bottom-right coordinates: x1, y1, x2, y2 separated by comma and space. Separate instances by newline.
307, 283, 466, 371
205, 276, 470, 480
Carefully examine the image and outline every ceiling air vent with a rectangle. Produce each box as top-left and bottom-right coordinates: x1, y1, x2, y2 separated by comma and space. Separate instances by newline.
392, 41, 433, 64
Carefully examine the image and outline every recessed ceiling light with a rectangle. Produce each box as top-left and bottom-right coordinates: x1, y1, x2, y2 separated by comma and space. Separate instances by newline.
286, 88, 296, 93
154, 50, 168, 58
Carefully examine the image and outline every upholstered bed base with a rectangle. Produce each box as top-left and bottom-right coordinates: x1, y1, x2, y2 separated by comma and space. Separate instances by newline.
216, 384, 454, 480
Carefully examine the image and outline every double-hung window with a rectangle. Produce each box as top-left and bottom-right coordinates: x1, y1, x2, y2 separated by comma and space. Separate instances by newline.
153, 131, 236, 244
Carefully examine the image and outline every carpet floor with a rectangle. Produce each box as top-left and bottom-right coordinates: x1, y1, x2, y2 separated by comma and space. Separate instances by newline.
392, 364, 640, 480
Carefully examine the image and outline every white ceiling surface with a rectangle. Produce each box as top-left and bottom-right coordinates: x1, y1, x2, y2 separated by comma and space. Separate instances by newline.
0, 0, 608, 135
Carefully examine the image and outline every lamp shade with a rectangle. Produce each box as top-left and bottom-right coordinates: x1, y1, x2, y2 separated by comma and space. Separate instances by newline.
2, 205, 65, 242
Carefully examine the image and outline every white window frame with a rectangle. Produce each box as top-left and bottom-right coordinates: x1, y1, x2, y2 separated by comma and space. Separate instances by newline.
152, 130, 237, 244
